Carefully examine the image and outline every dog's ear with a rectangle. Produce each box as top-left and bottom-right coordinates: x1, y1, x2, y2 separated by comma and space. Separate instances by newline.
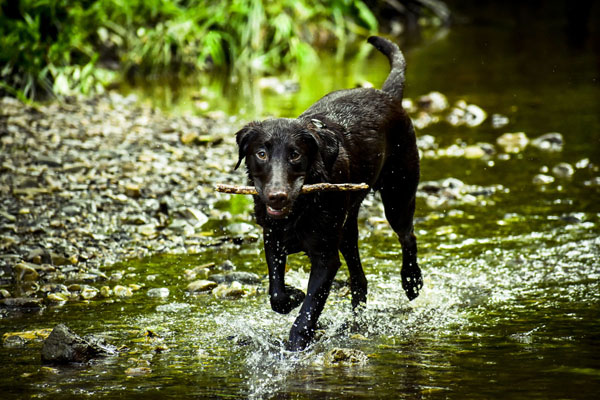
234, 123, 259, 170
301, 127, 340, 178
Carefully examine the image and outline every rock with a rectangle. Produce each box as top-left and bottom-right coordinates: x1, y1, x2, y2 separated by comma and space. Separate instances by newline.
3, 329, 52, 346
47, 292, 69, 302
183, 207, 208, 227
208, 271, 261, 285
41, 324, 117, 364
113, 285, 133, 298
0, 289, 10, 299
491, 113, 509, 128
186, 280, 218, 292
226, 222, 255, 235
584, 177, 600, 186
80, 286, 99, 300
531, 132, 563, 151
533, 174, 555, 185
124, 183, 142, 198
180, 131, 198, 144
212, 283, 246, 299
552, 163, 575, 179
323, 348, 368, 366
497, 132, 529, 153
13, 263, 39, 281
128, 283, 142, 291
463, 145, 486, 159
446, 100, 487, 127
464, 104, 487, 127
416, 91, 448, 113
576, 158, 590, 169
416, 134, 437, 151
100, 286, 113, 297
27, 248, 52, 265
219, 260, 236, 271
0, 297, 43, 309
147, 288, 169, 298
125, 367, 152, 376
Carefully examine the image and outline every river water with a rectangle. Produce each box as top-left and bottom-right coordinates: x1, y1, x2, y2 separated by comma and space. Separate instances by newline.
2, 2, 599, 399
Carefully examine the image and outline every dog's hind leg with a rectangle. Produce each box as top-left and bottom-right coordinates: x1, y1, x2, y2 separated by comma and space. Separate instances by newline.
340, 209, 368, 308
378, 144, 423, 301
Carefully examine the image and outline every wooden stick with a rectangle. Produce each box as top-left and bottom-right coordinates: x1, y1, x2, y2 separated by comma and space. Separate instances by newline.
215, 182, 369, 195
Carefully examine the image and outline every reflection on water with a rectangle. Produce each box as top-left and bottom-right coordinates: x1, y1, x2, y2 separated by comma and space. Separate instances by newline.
2, 2, 600, 399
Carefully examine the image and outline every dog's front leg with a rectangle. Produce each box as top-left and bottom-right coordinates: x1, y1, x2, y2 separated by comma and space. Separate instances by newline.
264, 229, 305, 314
287, 250, 341, 351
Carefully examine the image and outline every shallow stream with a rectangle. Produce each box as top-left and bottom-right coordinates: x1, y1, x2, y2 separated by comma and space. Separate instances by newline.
2, 3, 599, 399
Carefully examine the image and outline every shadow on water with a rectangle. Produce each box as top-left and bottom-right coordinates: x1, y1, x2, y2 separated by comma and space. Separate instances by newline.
1, 1, 600, 399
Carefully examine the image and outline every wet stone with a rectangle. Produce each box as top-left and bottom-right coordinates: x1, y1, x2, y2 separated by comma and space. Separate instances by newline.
552, 163, 575, 179
41, 324, 118, 364
147, 288, 170, 298
533, 174, 555, 185
13, 263, 39, 281
208, 271, 261, 285
212, 283, 246, 299
0, 297, 44, 309
531, 132, 564, 151
114, 285, 133, 298
497, 132, 529, 153
323, 348, 368, 367
186, 280, 218, 293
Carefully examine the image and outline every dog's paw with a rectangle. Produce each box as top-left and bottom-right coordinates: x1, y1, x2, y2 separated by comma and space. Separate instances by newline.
401, 266, 423, 301
286, 326, 314, 352
270, 285, 305, 314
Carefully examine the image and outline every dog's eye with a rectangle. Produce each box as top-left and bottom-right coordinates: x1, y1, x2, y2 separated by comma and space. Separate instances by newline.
256, 150, 268, 160
289, 150, 301, 162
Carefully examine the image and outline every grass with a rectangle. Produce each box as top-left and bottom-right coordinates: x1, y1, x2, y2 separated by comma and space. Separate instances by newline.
0, 0, 381, 100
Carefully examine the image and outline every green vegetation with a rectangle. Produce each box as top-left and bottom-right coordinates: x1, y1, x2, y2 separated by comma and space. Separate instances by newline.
0, 0, 380, 100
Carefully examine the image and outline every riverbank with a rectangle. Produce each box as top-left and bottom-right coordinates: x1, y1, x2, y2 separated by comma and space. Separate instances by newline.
0, 94, 248, 301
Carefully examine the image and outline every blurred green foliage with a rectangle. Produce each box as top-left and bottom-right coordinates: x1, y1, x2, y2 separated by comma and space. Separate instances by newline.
0, 0, 379, 100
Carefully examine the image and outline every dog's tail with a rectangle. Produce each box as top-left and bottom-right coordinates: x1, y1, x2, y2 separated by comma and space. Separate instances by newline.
368, 36, 406, 101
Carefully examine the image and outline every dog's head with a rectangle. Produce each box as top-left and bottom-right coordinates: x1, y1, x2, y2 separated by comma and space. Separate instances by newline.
235, 118, 339, 219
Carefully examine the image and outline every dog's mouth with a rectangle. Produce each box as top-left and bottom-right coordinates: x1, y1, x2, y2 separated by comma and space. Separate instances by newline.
266, 204, 290, 218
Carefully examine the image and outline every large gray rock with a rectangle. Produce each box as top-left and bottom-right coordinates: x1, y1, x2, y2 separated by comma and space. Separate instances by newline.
41, 324, 117, 364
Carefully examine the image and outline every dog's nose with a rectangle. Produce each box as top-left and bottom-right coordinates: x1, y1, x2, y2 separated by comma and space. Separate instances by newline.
267, 190, 288, 205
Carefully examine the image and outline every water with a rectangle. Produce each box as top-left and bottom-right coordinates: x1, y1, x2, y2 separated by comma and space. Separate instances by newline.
2, 3, 600, 399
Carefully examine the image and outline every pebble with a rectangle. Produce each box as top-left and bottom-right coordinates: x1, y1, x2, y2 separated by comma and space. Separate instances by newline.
531, 132, 564, 151
552, 163, 575, 179
113, 285, 133, 298
47, 292, 70, 302
0, 297, 43, 309
147, 288, 170, 298
81, 286, 99, 300
446, 100, 487, 127
491, 113, 509, 128
416, 91, 449, 113
209, 271, 261, 285
100, 286, 113, 298
13, 263, 39, 281
186, 280, 218, 292
533, 174, 555, 185
0, 93, 238, 305
323, 348, 368, 366
212, 282, 246, 299
125, 367, 152, 376
497, 132, 529, 153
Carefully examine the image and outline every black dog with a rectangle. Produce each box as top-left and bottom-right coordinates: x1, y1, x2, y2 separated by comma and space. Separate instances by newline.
235, 36, 422, 351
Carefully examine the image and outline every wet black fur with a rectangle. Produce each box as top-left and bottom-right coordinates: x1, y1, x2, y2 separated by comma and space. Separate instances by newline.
235, 36, 422, 351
